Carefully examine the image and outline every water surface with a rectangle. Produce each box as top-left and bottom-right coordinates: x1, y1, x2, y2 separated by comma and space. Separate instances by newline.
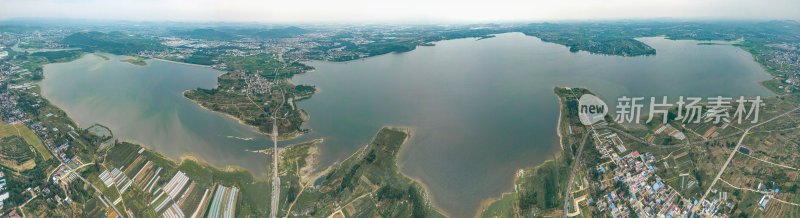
292, 33, 773, 216
39, 33, 773, 217
41, 54, 272, 175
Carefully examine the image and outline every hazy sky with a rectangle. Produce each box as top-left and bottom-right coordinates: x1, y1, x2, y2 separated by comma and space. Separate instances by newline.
1, 0, 798, 23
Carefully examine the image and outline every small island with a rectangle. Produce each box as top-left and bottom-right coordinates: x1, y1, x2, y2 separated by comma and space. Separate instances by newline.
121, 57, 148, 66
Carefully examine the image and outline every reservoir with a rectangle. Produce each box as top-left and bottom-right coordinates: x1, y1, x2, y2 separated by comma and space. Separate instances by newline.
292, 33, 773, 216
40, 33, 773, 217
40, 54, 274, 174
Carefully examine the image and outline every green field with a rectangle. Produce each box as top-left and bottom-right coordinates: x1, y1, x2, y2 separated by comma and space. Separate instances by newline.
0, 122, 52, 161
285, 127, 445, 217
99, 141, 274, 217
0, 136, 37, 171
183, 53, 314, 136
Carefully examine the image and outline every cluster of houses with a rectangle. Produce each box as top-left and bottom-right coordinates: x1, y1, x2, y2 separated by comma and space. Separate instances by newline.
588, 122, 711, 217
0, 71, 87, 214
0, 92, 24, 124
241, 71, 274, 95
28, 121, 75, 163
584, 117, 784, 217
765, 43, 800, 93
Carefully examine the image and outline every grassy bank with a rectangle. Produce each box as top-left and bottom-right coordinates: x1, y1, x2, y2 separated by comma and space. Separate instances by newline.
282, 127, 446, 217
481, 87, 594, 217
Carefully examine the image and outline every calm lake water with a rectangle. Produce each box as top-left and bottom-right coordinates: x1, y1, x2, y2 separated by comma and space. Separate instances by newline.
40, 54, 274, 174
291, 33, 773, 216
40, 33, 773, 217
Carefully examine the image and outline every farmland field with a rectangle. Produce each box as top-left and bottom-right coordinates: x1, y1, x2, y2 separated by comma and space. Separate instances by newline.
0, 136, 36, 171
0, 122, 52, 161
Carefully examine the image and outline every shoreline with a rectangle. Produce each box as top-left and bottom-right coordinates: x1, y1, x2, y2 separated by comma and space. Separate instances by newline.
150, 57, 213, 68
46, 39, 785, 217
298, 35, 499, 66
181, 90, 305, 141
247, 138, 324, 155
557, 94, 565, 150
180, 58, 317, 142
121, 57, 147, 66
39, 57, 274, 181
475, 87, 569, 216
112, 137, 269, 179
33, 35, 788, 217
42, 80, 271, 180
177, 153, 253, 174
390, 126, 452, 218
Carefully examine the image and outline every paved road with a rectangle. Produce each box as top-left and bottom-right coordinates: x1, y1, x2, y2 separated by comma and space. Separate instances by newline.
600, 126, 743, 148
72, 168, 125, 217
239, 60, 290, 218
694, 106, 800, 213
35, 125, 126, 217
266, 62, 290, 218
563, 132, 590, 218
244, 79, 283, 218
270, 119, 280, 218
17, 116, 131, 217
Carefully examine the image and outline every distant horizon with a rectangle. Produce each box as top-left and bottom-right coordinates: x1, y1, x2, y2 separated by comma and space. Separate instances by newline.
1, 0, 798, 24
0, 16, 798, 26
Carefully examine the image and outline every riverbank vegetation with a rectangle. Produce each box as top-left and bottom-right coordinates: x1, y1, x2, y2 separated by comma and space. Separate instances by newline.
280, 127, 445, 217
482, 87, 596, 217
85, 126, 444, 217
184, 53, 314, 136
92, 141, 273, 217
62, 31, 165, 55
120, 57, 147, 66
517, 23, 657, 56
2, 20, 800, 217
